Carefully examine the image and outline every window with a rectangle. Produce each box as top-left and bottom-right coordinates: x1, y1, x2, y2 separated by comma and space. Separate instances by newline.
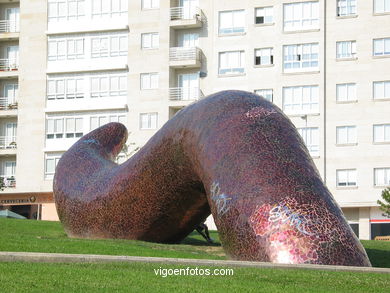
140, 112, 158, 129
48, 0, 85, 22
219, 10, 245, 34
337, 169, 357, 187
255, 89, 273, 102
336, 126, 357, 144
67, 39, 84, 59
336, 41, 356, 59
141, 33, 159, 49
283, 2, 319, 31
374, 0, 390, 13
255, 48, 273, 66
91, 36, 127, 58
46, 116, 83, 139
282, 85, 319, 115
336, 83, 357, 102
47, 77, 83, 100
374, 168, 390, 186
91, 74, 127, 97
140, 73, 159, 89
45, 153, 63, 179
373, 38, 390, 57
142, 0, 159, 9
297, 127, 320, 156
283, 43, 319, 72
90, 114, 126, 130
255, 7, 273, 24
219, 51, 245, 75
48, 40, 66, 61
91, 0, 128, 18
374, 81, 390, 99
373, 124, 390, 143
337, 0, 357, 16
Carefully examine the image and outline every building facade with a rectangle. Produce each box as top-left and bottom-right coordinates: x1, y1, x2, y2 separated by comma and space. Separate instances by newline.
0, 0, 389, 239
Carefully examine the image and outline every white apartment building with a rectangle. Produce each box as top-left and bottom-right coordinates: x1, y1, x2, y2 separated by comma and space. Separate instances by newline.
0, 0, 389, 240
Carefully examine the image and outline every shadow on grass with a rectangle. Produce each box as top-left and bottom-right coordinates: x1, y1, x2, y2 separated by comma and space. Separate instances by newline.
365, 248, 390, 268
181, 231, 221, 247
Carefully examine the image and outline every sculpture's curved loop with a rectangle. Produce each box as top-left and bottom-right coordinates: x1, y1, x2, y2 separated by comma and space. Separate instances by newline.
54, 90, 371, 266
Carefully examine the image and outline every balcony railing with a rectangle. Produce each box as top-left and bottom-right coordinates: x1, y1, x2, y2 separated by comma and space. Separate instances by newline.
169, 87, 203, 101
170, 6, 201, 21
0, 20, 19, 33
0, 97, 18, 110
0, 175, 16, 188
169, 47, 201, 62
0, 136, 17, 149
0, 59, 18, 71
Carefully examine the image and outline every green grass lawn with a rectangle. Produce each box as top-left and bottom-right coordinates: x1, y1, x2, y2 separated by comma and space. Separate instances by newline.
0, 262, 389, 293
0, 218, 389, 292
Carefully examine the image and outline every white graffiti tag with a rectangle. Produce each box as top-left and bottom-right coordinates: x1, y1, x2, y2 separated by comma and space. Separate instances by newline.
210, 182, 232, 216
268, 205, 316, 236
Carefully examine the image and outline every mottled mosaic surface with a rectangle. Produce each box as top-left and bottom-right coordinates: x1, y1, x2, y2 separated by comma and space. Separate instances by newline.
54, 90, 371, 266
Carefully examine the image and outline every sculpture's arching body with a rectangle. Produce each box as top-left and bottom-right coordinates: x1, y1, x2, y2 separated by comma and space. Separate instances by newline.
54, 90, 371, 266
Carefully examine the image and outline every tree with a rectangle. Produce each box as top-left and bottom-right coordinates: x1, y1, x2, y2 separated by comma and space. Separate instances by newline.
377, 187, 390, 218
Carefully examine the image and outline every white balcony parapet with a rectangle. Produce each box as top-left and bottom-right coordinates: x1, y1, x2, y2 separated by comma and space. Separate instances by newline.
0, 97, 18, 110
0, 175, 16, 188
0, 59, 18, 71
0, 20, 19, 33
0, 136, 17, 149
169, 47, 201, 62
170, 6, 201, 21
169, 87, 203, 101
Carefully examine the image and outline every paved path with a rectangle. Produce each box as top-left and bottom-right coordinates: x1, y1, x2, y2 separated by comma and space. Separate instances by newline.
0, 251, 389, 274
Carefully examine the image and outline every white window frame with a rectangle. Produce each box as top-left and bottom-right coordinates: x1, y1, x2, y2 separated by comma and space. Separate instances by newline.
140, 112, 158, 130
218, 51, 245, 75
282, 85, 320, 115
90, 114, 126, 130
336, 126, 357, 145
337, 0, 357, 17
48, 40, 66, 61
283, 1, 319, 31
336, 83, 357, 102
374, 168, 390, 187
91, 35, 127, 58
373, 38, 390, 57
297, 127, 320, 157
374, 0, 390, 14
141, 33, 159, 49
255, 7, 273, 25
90, 74, 127, 98
219, 10, 245, 35
142, 0, 159, 10
46, 116, 83, 139
47, 77, 84, 100
255, 48, 273, 66
140, 73, 159, 90
283, 43, 319, 73
254, 89, 273, 102
373, 124, 390, 143
336, 41, 357, 59
45, 153, 63, 180
91, 0, 128, 18
336, 169, 357, 187
373, 80, 390, 100
48, 0, 85, 22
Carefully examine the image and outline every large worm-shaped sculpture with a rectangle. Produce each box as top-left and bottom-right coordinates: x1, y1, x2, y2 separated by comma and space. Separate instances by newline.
54, 90, 371, 266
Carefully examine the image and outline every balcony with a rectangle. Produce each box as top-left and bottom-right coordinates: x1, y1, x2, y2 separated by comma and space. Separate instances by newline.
0, 97, 17, 111
0, 20, 19, 33
0, 59, 18, 78
170, 6, 203, 29
0, 136, 16, 149
169, 47, 201, 68
0, 175, 16, 188
169, 87, 203, 101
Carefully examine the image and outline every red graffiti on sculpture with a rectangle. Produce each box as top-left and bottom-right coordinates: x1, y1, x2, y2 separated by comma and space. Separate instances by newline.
53, 90, 371, 266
